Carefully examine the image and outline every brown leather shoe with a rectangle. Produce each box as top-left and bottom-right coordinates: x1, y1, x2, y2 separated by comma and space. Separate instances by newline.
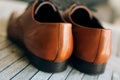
7, 0, 73, 73
64, 4, 112, 75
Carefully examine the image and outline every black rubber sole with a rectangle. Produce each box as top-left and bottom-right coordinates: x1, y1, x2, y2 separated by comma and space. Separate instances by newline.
26, 50, 67, 73
7, 36, 67, 73
69, 56, 106, 75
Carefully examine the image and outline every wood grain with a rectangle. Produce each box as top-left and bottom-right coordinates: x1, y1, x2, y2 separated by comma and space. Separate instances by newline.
0, 57, 29, 80
0, 2, 120, 79
11, 65, 38, 80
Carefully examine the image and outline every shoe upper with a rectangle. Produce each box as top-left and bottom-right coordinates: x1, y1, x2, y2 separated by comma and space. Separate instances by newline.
64, 4, 112, 64
7, 0, 73, 62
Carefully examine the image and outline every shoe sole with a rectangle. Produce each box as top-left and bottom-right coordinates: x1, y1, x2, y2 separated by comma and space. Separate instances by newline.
70, 56, 106, 75
7, 36, 67, 73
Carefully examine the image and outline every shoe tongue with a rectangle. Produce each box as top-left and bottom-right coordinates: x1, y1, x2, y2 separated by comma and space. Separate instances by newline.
34, 1, 63, 22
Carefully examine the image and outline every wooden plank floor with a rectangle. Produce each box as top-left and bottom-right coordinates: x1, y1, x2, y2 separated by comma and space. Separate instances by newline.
0, 35, 120, 80
0, 1, 120, 80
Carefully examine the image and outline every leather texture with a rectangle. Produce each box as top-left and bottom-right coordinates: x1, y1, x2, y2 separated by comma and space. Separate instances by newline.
64, 4, 112, 64
7, 0, 73, 62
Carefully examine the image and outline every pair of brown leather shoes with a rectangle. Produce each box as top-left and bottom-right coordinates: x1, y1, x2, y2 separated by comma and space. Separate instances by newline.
7, 0, 112, 75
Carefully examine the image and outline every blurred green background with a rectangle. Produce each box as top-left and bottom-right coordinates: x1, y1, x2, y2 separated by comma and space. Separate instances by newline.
20, 0, 107, 10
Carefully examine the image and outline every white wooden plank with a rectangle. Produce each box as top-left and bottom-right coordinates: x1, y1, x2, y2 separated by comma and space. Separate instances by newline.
107, 56, 120, 72
116, 36, 120, 57
82, 74, 98, 80
112, 72, 120, 80
66, 69, 84, 80
48, 66, 72, 80
0, 50, 23, 72
0, 40, 12, 50
11, 65, 38, 80
31, 71, 52, 80
0, 34, 5, 36
0, 57, 29, 80
0, 45, 19, 60
98, 69, 112, 80
0, 36, 6, 43
111, 27, 120, 56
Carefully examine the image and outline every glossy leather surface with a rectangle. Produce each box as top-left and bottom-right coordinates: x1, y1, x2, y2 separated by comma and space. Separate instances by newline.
7, 0, 73, 62
64, 4, 112, 64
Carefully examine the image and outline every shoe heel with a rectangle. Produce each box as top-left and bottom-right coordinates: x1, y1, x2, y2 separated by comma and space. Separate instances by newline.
8, 36, 67, 73
26, 52, 67, 73
70, 56, 106, 75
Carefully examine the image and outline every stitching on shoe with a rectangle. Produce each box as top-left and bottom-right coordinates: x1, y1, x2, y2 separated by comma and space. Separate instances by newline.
93, 30, 102, 63
53, 23, 61, 62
